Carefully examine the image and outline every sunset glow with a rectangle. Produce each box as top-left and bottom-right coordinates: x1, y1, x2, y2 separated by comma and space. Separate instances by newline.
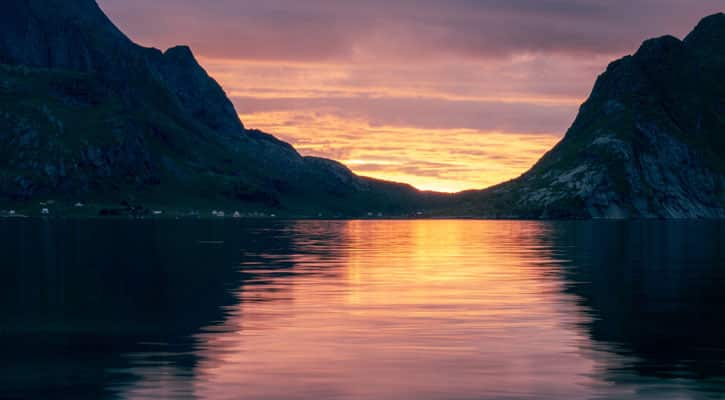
203, 56, 577, 191
243, 112, 560, 192
98, 0, 724, 191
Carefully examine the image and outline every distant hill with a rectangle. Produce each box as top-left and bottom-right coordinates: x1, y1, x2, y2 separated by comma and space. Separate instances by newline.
446, 13, 725, 219
0, 0, 427, 216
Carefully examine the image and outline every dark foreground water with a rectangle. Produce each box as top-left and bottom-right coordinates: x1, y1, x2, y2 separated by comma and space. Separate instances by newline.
0, 220, 723, 400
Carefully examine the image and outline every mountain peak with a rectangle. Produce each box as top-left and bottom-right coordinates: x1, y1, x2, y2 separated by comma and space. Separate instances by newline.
635, 35, 682, 54
684, 12, 725, 51
0, 0, 246, 135
633, 35, 683, 64
691, 12, 725, 32
164, 45, 195, 60
0, 0, 133, 71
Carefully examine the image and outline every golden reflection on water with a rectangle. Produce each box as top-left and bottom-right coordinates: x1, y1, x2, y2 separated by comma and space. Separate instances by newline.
171, 220, 608, 400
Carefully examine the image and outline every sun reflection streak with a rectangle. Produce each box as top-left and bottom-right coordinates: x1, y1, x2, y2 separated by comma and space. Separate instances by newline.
189, 221, 605, 399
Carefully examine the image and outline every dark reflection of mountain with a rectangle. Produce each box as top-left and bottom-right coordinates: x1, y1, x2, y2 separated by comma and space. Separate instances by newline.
0, 219, 304, 399
232, 221, 351, 310
549, 221, 725, 388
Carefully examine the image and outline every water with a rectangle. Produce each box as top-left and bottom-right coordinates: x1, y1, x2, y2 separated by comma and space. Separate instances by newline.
0, 220, 723, 399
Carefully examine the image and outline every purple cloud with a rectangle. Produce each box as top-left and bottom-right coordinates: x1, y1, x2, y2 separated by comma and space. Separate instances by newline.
98, 0, 723, 61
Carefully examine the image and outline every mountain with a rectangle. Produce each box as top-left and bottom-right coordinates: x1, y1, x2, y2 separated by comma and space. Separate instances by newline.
447, 13, 725, 219
1, 2, 722, 219
0, 0, 427, 216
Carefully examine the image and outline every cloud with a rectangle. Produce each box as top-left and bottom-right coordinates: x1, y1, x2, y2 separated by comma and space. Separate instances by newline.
99, 0, 723, 61
200, 54, 605, 134
232, 95, 575, 133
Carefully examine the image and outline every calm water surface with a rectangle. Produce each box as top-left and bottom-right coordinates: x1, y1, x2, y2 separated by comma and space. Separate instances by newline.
0, 220, 723, 399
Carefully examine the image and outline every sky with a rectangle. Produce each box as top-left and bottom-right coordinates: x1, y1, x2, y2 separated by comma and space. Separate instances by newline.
98, 0, 723, 192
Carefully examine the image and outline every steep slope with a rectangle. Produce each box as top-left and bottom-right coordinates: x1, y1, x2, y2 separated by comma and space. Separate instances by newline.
450, 13, 725, 219
0, 0, 425, 215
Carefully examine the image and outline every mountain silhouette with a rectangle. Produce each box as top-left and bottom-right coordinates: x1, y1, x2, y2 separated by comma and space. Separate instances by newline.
0, 0, 426, 216
449, 13, 725, 218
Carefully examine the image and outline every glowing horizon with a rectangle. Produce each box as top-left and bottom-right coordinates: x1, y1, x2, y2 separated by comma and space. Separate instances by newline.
241, 111, 561, 192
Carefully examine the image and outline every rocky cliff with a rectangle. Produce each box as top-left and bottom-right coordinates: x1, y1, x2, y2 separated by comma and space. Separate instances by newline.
450, 13, 725, 219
